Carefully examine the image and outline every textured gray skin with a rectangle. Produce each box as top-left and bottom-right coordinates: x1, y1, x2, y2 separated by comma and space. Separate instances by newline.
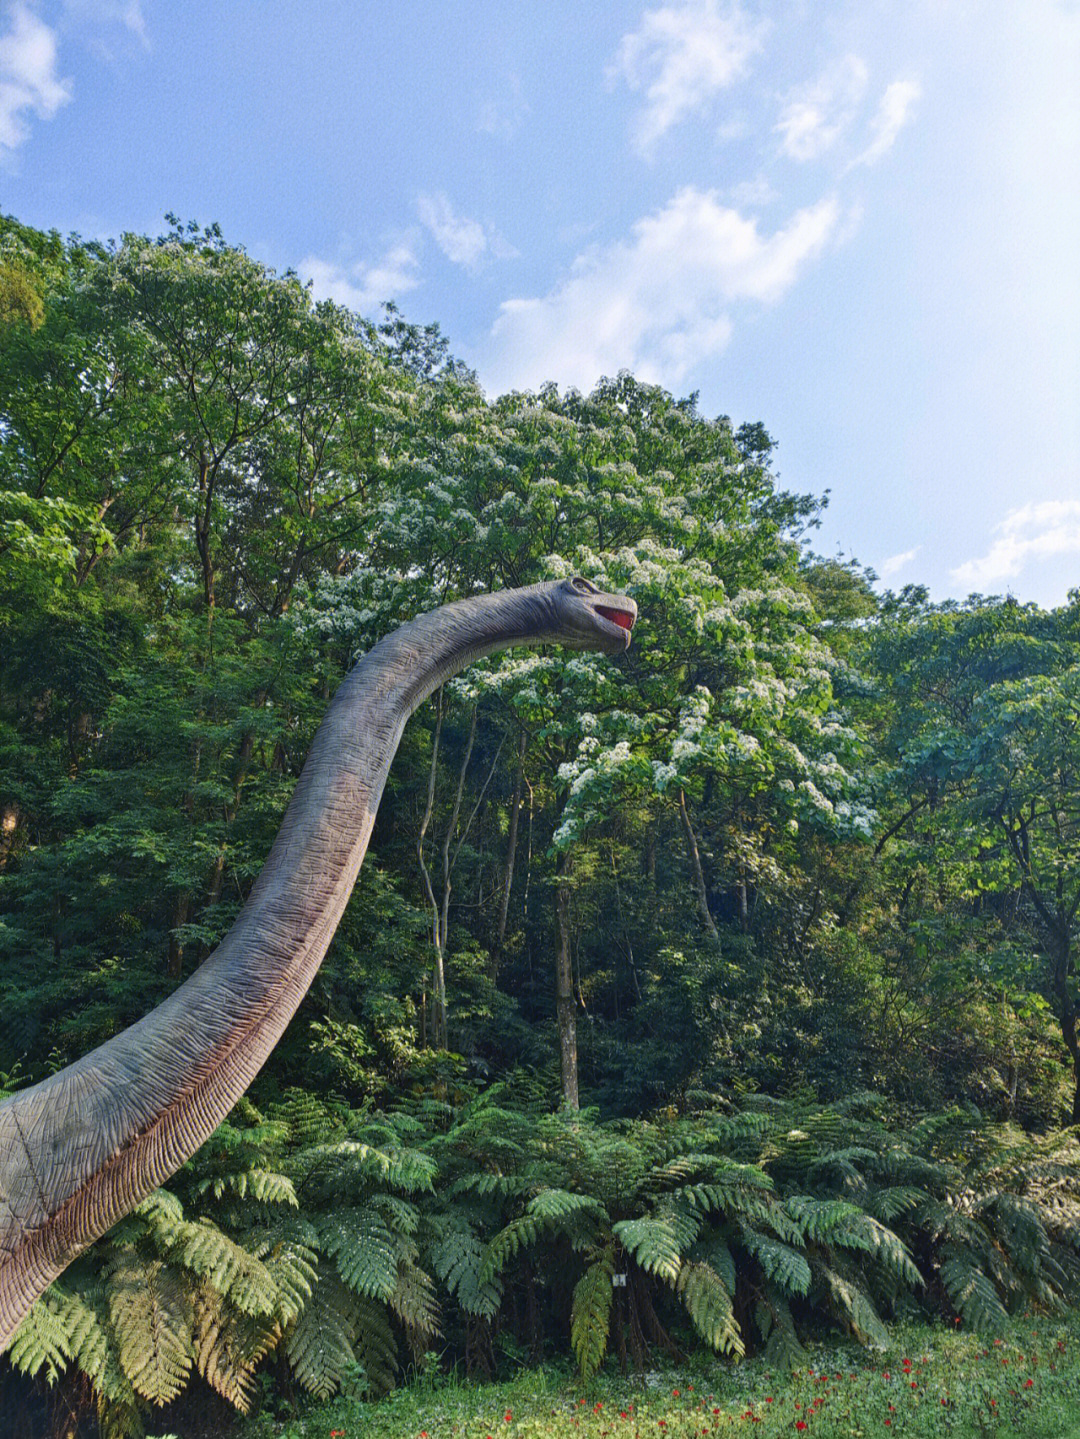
0, 577, 636, 1348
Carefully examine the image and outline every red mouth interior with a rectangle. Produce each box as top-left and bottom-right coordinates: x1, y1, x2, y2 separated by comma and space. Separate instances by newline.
596, 604, 634, 631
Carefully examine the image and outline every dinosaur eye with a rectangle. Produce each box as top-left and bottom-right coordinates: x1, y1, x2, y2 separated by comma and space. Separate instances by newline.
570, 576, 597, 594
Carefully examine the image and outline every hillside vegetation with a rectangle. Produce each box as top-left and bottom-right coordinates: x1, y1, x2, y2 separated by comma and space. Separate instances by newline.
1, 214, 1078, 1438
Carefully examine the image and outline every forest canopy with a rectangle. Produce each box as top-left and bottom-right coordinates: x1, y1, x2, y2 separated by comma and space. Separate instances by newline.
2, 213, 1079, 1436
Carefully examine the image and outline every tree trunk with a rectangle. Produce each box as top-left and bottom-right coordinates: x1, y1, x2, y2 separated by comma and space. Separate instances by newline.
492, 727, 526, 979
194, 453, 216, 614
555, 850, 579, 1110
1054, 934, 1080, 1124
436, 707, 477, 1046
678, 788, 719, 944
417, 692, 445, 1048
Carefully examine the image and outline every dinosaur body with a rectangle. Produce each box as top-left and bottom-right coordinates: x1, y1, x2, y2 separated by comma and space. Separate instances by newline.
0, 577, 635, 1347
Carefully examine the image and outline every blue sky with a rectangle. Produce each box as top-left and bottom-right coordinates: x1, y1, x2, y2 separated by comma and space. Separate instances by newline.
2, 1, 1078, 607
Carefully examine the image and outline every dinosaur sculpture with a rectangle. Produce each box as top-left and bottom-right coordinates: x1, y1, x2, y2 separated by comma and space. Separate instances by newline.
0, 576, 636, 1347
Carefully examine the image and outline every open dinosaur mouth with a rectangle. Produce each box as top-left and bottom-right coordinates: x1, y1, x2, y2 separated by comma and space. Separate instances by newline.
596, 604, 635, 631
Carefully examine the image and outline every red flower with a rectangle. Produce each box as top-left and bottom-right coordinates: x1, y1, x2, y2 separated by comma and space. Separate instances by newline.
621, 1413, 628, 1420
765, 1398, 773, 1404
673, 1390, 680, 1397
796, 1424, 808, 1433
713, 1409, 720, 1415
1025, 1378, 1034, 1388
505, 1414, 513, 1424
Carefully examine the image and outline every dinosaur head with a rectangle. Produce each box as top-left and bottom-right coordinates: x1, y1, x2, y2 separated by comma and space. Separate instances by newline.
551, 576, 637, 654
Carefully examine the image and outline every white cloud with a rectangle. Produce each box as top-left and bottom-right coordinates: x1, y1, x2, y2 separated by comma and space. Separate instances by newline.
300, 243, 421, 314
951, 501, 1080, 590
728, 174, 777, 209
775, 54, 868, 161
851, 78, 920, 167
0, 2, 71, 152
878, 546, 919, 580
479, 186, 840, 395
609, 0, 764, 156
417, 192, 516, 270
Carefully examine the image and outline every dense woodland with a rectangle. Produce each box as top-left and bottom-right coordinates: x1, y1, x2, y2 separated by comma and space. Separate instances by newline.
1, 213, 1079, 1439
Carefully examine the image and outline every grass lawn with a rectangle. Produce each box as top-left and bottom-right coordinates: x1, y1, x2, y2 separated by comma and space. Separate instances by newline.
239, 1312, 1080, 1439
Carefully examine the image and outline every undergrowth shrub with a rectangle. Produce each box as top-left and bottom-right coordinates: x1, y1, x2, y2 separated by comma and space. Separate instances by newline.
4, 1087, 1079, 1436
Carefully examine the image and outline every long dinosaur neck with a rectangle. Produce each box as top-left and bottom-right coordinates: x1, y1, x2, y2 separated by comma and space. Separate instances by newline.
0, 584, 555, 1347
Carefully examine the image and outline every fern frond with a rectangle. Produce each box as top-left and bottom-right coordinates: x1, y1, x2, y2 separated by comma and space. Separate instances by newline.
389, 1260, 440, 1341
570, 1251, 614, 1379
737, 1223, 811, 1296
695, 1237, 737, 1296
612, 1217, 683, 1283
284, 1269, 361, 1402
192, 1167, 297, 1207
868, 1185, 926, 1222
316, 1207, 399, 1300
527, 1188, 608, 1226
6, 1293, 73, 1382
676, 1261, 743, 1356
817, 1262, 889, 1348
479, 1215, 541, 1282
108, 1258, 193, 1405
167, 1219, 279, 1316
753, 1284, 806, 1369
939, 1253, 1010, 1332
350, 1293, 398, 1396
450, 1171, 532, 1199
192, 1283, 278, 1413
786, 1196, 864, 1242
431, 1220, 503, 1319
